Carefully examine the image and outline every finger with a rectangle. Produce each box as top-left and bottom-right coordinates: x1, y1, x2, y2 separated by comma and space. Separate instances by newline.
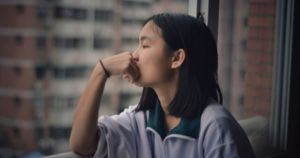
129, 52, 133, 58
122, 73, 132, 83
125, 51, 133, 60
128, 62, 140, 81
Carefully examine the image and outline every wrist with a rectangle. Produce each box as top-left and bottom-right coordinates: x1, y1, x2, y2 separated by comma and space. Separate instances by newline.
99, 59, 110, 78
92, 62, 108, 80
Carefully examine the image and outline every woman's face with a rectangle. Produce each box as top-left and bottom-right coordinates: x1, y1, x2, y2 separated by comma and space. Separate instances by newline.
132, 21, 175, 87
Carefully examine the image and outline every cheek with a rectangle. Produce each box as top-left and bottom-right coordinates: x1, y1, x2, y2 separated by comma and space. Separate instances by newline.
138, 54, 171, 82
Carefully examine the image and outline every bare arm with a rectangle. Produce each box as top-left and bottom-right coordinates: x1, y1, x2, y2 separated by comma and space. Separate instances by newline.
69, 52, 139, 155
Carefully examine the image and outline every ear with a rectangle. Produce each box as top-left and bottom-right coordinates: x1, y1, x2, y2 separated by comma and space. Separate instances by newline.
171, 49, 186, 69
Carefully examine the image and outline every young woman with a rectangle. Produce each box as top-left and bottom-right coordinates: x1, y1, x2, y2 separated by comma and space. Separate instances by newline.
69, 13, 255, 158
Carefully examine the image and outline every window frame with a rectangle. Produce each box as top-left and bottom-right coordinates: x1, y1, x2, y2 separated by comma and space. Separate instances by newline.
195, 0, 297, 157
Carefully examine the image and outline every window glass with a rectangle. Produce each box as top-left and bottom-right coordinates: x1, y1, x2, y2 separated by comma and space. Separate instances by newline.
54, 6, 88, 20
53, 66, 90, 79
53, 37, 86, 49
36, 36, 47, 49
217, 0, 278, 157
95, 9, 113, 21
93, 37, 113, 49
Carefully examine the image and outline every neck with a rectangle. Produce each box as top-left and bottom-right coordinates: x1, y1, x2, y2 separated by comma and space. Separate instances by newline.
154, 86, 176, 115
153, 73, 178, 115
154, 83, 181, 131
152, 71, 181, 132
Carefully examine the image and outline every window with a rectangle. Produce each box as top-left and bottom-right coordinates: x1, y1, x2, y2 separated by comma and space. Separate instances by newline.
49, 127, 71, 139
73, 8, 87, 20
36, 6, 48, 19
121, 37, 138, 45
14, 65, 22, 75
95, 9, 113, 22
51, 96, 77, 110
13, 96, 21, 107
13, 127, 20, 137
36, 36, 47, 49
199, 0, 295, 157
54, 6, 87, 20
93, 37, 112, 49
35, 65, 46, 80
216, 0, 278, 156
122, 1, 150, 8
53, 66, 89, 79
34, 97, 45, 120
53, 37, 85, 49
15, 4, 25, 13
15, 35, 23, 45
122, 18, 144, 25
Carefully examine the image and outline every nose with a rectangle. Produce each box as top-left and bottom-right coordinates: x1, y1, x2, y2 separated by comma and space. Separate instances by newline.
131, 49, 139, 62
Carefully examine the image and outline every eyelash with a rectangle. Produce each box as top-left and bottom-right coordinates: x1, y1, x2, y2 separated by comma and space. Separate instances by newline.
142, 45, 149, 48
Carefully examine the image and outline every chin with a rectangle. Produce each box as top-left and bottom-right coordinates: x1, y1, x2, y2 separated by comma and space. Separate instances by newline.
133, 78, 149, 88
133, 81, 144, 87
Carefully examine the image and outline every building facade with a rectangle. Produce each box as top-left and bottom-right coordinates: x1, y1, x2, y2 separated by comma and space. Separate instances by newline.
0, 0, 188, 157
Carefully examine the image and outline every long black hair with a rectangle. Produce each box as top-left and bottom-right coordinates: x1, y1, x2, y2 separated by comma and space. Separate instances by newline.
135, 13, 222, 119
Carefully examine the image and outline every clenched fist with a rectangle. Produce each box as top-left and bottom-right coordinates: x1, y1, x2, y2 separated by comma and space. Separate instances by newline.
101, 52, 140, 83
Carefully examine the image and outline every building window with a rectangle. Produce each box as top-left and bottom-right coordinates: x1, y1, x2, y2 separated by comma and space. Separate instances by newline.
122, 18, 144, 25
241, 39, 247, 53
49, 127, 71, 139
13, 127, 20, 137
93, 37, 112, 49
13, 96, 21, 107
122, 1, 150, 8
36, 6, 48, 19
35, 65, 46, 80
15, 4, 25, 13
53, 37, 85, 49
67, 97, 76, 109
73, 8, 87, 20
14, 66, 22, 75
53, 66, 89, 79
53, 67, 65, 79
51, 96, 77, 110
54, 7, 71, 19
15, 35, 23, 45
95, 9, 113, 22
122, 37, 138, 45
54, 6, 87, 20
240, 68, 246, 80
238, 95, 244, 105
36, 36, 47, 49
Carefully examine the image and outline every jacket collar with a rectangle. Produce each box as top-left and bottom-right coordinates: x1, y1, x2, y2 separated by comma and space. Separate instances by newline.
147, 100, 200, 139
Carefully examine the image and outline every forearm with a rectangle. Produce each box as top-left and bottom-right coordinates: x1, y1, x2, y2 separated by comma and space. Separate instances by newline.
69, 52, 139, 155
69, 62, 107, 155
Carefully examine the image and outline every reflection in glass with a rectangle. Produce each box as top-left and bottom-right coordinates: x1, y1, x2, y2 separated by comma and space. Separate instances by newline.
217, 0, 278, 157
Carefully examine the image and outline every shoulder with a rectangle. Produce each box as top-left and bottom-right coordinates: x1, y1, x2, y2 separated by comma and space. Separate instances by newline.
199, 102, 255, 157
200, 101, 249, 144
99, 105, 138, 120
200, 101, 242, 139
201, 102, 234, 125
98, 104, 145, 128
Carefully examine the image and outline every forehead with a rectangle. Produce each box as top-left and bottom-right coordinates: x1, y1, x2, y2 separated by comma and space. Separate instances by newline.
139, 20, 162, 40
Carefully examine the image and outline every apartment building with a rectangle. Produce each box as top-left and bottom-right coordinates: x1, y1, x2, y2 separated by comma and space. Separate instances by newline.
0, 0, 188, 157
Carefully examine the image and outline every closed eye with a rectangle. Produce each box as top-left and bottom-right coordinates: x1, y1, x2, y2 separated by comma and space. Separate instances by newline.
142, 45, 150, 48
